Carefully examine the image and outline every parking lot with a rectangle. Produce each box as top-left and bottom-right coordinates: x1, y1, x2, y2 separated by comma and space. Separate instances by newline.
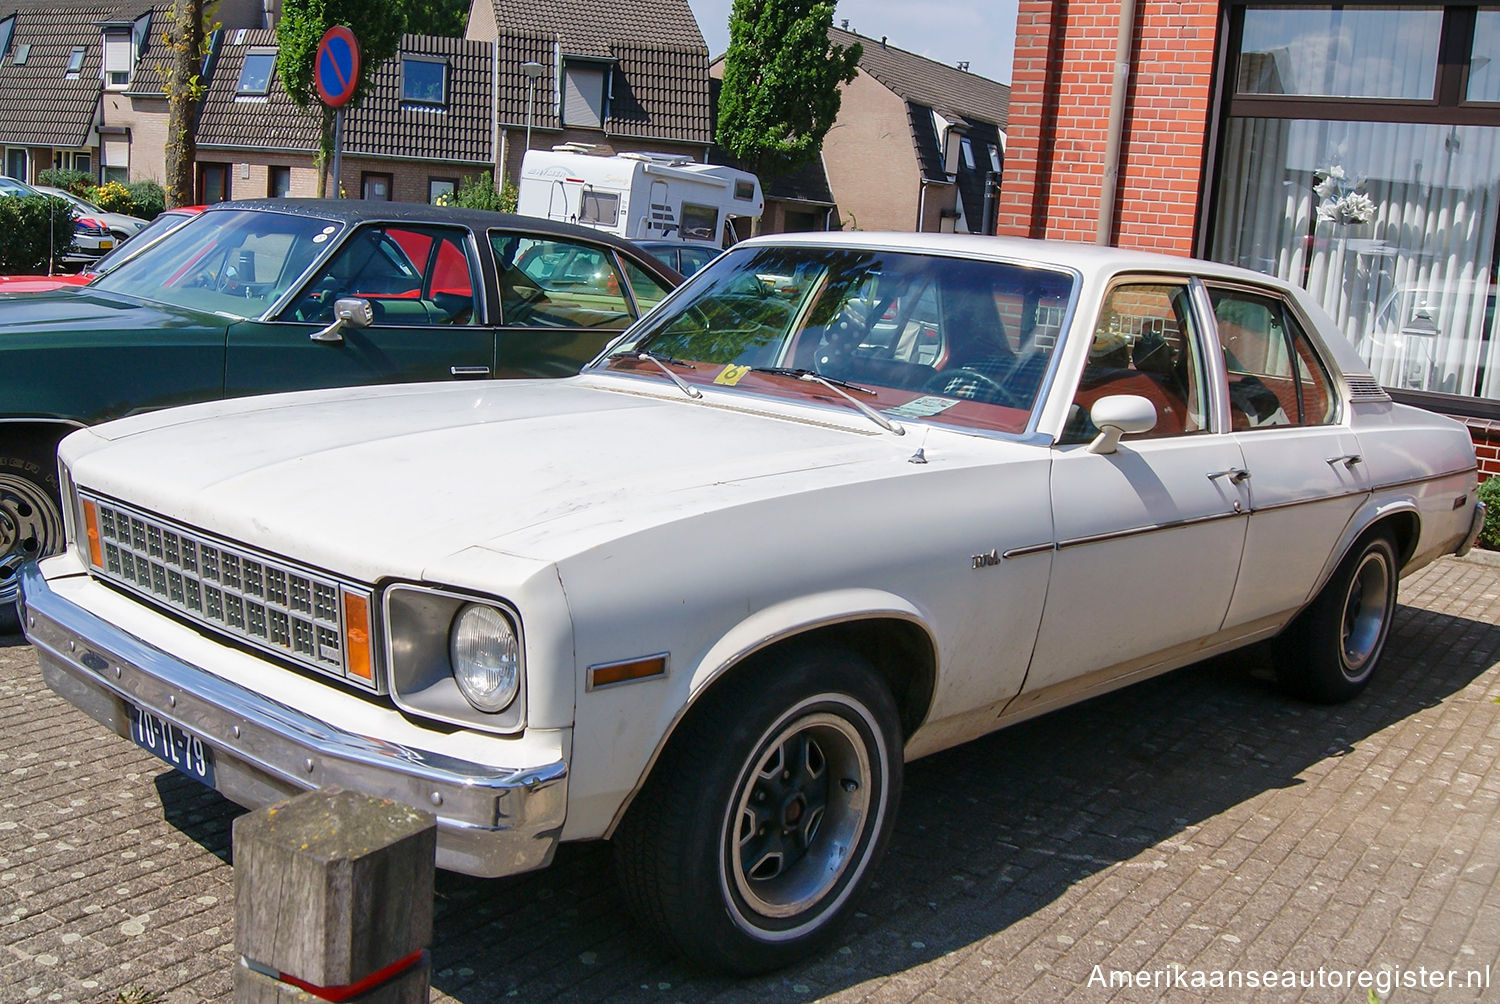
4, 552, 1499, 1003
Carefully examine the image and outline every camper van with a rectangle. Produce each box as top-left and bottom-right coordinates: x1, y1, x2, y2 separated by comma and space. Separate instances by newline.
517, 148, 763, 249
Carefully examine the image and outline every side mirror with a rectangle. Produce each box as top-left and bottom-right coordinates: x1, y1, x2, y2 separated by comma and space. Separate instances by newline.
309, 297, 374, 343
1087, 394, 1157, 455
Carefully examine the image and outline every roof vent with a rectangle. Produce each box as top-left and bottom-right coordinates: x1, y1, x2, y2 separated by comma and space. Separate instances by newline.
958, 61, 969, 72
840, 19, 848, 29
880, 36, 887, 46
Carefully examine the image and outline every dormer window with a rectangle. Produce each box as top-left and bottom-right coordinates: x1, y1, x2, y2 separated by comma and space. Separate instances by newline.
14, 43, 31, 65
236, 49, 276, 97
562, 58, 610, 129
401, 55, 447, 106
65, 46, 85, 79
102, 29, 132, 88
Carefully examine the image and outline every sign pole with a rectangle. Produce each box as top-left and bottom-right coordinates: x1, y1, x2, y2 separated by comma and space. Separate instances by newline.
331, 107, 345, 198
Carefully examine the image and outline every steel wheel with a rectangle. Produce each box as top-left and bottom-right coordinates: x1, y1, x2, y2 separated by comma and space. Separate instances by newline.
1338, 546, 1392, 678
1, 456, 64, 630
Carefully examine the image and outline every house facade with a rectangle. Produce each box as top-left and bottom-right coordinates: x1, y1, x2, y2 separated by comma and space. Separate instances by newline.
997, 1, 1500, 476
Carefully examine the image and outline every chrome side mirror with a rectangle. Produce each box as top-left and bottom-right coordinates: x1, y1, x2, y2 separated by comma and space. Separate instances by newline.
1087, 394, 1157, 454
310, 297, 374, 343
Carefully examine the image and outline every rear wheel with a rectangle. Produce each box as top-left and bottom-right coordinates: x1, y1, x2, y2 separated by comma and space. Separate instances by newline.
614, 647, 902, 973
1275, 534, 1398, 703
0, 448, 64, 635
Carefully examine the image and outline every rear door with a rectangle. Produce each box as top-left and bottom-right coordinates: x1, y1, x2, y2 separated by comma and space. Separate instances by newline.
225, 223, 493, 397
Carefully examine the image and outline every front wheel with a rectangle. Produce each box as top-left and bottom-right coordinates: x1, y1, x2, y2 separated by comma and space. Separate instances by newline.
614, 647, 902, 973
1, 448, 65, 635
1275, 534, 1398, 703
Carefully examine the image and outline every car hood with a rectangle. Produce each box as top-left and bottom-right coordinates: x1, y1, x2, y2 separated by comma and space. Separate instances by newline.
62, 376, 937, 582
0, 287, 216, 331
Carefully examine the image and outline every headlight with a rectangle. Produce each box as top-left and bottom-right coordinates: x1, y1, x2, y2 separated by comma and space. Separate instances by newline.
449, 603, 520, 713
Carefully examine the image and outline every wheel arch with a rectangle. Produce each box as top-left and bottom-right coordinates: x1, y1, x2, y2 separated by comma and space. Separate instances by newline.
0, 418, 86, 462
603, 590, 938, 838
1310, 500, 1419, 606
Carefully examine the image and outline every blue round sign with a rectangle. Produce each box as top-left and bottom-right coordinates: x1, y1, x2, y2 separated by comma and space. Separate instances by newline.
314, 26, 360, 108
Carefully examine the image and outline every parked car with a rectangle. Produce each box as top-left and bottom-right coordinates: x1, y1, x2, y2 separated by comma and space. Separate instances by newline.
0, 199, 682, 629
34, 185, 149, 241
0, 205, 204, 293
633, 238, 720, 276
0, 175, 116, 264
21, 234, 1484, 973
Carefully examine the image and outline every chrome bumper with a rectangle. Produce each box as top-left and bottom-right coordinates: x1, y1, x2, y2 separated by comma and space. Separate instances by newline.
19, 562, 566, 878
1457, 499, 1488, 557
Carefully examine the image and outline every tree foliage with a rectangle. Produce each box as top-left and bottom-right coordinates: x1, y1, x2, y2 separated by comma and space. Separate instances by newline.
399, 0, 467, 36
276, 0, 407, 196
716, 0, 860, 180
162, 0, 215, 208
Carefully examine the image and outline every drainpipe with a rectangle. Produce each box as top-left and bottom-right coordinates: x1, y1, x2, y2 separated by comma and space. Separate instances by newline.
1096, 0, 1137, 245
492, 39, 503, 192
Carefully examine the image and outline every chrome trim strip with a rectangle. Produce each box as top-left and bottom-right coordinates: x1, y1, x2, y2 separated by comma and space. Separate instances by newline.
1248, 486, 1371, 513
1056, 509, 1244, 550
1001, 542, 1055, 559
1367, 466, 1479, 495
20, 562, 566, 878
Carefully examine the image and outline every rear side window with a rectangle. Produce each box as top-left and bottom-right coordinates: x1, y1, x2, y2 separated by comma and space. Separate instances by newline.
490, 232, 636, 329
1209, 288, 1336, 428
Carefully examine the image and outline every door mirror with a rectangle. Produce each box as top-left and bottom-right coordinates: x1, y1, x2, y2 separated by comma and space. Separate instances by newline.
1087, 394, 1157, 454
310, 297, 374, 343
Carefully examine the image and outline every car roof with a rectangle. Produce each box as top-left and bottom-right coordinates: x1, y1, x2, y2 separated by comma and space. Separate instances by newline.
209, 198, 681, 265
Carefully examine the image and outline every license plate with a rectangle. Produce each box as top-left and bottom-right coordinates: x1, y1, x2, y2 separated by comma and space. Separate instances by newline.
130, 706, 216, 787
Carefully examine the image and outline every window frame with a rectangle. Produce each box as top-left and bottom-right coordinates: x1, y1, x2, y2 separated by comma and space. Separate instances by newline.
65, 46, 85, 78
236, 48, 277, 97
400, 54, 448, 107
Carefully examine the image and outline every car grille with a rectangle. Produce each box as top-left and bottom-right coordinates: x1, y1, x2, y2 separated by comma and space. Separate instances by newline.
82, 492, 377, 690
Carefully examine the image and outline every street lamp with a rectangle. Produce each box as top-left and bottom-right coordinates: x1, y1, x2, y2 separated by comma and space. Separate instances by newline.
522, 61, 544, 156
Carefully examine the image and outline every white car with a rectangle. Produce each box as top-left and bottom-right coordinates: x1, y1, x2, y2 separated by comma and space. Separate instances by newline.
21, 234, 1486, 973
34, 185, 149, 242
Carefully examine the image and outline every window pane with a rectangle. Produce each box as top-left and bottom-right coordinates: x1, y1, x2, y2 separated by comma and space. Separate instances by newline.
402, 58, 446, 104
1210, 289, 1335, 428
1236, 8, 1440, 99
1061, 284, 1208, 443
238, 52, 274, 94
1209, 117, 1500, 400
1471, 12, 1500, 103
622, 259, 671, 313
492, 233, 634, 328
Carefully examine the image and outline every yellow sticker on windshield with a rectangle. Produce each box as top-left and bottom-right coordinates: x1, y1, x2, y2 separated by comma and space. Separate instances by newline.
715, 364, 751, 386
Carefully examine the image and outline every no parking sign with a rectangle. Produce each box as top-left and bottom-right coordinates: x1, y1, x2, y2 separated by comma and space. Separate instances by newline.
314, 26, 360, 108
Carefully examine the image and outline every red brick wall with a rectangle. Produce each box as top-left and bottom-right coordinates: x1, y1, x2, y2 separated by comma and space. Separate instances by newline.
996, 0, 1218, 255
1469, 421, 1500, 481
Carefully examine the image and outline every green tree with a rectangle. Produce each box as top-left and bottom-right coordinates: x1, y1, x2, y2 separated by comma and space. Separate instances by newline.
162, 0, 215, 208
276, 0, 406, 197
399, 0, 467, 36
716, 0, 860, 180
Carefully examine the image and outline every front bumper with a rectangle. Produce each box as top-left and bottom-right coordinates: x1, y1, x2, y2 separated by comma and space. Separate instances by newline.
20, 561, 567, 878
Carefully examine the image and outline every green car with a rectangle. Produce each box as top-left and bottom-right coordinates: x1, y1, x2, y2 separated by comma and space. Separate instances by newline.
0, 199, 683, 630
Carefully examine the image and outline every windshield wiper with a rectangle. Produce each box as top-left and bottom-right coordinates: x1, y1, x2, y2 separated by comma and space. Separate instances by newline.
749, 367, 905, 436
612, 349, 702, 399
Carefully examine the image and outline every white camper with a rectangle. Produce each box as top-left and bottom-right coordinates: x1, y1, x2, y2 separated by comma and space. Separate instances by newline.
517, 149, 763, 248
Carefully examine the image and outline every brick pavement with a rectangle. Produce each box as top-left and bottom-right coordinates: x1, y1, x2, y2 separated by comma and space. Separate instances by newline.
3, 554, 1499, 1003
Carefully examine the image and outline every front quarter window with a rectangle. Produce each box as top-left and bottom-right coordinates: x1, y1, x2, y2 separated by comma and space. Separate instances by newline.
602, 245, 1076, 435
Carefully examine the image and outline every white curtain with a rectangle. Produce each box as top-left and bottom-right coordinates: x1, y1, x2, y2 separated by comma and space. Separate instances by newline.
1211, 118, 1500, 400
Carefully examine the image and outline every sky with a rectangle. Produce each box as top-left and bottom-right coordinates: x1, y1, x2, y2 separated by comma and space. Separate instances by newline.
685, 0, 1019, 85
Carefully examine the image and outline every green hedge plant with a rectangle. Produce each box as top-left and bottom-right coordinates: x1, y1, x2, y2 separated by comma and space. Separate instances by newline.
0, 195, 77, 272
1477, 476, 1500, 550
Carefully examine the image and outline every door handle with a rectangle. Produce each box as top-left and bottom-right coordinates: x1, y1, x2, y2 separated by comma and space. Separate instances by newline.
1208, 468, 1251, 484
450, 366, 491, 378
1325, 454, 1363, 468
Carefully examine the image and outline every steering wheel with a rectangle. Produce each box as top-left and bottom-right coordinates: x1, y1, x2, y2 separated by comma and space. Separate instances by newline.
926, 367, 1028, 408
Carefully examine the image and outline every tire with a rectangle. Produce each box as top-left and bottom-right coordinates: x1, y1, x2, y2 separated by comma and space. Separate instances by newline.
614, 646, 902, 973
1275, 534, 1398, 704
0, 448, 65, 635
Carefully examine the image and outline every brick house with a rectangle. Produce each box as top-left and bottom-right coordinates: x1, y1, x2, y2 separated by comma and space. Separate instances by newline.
465, 0, 714, 188
192, 29, 497, 204
997, 1, 1500, 477
0, 0, 267, 186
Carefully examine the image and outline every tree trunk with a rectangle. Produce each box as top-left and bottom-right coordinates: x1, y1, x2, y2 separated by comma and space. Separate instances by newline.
163, 0, 205, 208
315, 107, 336, 198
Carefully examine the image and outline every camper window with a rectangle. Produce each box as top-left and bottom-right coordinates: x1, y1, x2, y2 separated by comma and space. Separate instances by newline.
579, 190, 620, 227
681, 203, 719, 243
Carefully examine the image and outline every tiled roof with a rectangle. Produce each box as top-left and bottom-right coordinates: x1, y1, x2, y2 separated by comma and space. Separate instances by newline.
831, 26, 1009, 130
485, 0, 706, 58
0, 0, 149, 147
196, 31, 496, 164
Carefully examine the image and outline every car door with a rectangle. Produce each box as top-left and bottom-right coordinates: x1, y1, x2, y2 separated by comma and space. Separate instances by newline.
1020, 279, 1250, 701
488, 231, 675, 377
225, 223, 495, 397
1206, 284, 1371, 630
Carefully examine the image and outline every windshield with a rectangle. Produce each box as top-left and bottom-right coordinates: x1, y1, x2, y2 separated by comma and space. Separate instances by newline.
83, 211, 194, 277
602, 245, 1076, 434
91, 209, 340, 316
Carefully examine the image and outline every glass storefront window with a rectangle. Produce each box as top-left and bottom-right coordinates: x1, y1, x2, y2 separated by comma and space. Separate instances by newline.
1210, 118, 1500, 399
1236, 8, 1442, 99
1471, 11, 1500, 103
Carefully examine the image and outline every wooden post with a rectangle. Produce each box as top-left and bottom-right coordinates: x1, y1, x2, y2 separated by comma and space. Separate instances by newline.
232, 787, 436, 1003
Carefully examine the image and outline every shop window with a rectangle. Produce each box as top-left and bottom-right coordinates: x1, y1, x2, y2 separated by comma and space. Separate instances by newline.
401, 55, 447, 106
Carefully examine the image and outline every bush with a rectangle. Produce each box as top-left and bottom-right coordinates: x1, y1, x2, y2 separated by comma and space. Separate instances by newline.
36, 168, 94, 195
125, 179, 166, 220
0, 195, 76, 272
1477, 476, 1500, 550
442, 172, 517, 213
87, 180, 135, 214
